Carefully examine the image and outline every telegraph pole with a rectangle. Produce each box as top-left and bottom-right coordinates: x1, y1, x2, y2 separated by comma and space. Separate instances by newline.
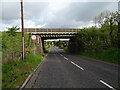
20, 0, 25, 60
95, 16, 97, 27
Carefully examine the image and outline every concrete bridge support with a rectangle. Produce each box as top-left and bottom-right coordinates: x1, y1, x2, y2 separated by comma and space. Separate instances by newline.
35, 36, 44, 54
41, 38, 45, 53
68, 37, 78, 53
68, 37, 85, 53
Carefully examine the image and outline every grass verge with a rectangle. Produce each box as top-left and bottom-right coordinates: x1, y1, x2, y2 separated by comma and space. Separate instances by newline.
2, 53, 43, 88
78, 48, 120, 64
64, 47, 69, 52
44, 46, 52, 53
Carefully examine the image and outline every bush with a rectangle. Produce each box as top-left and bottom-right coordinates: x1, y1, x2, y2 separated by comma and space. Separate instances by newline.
2, 32, 29, 63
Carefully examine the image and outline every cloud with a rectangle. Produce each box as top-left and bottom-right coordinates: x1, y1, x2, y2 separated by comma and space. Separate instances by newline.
0, 1, 118, 30
1, 2, 20, 20
42, 2, 118, 28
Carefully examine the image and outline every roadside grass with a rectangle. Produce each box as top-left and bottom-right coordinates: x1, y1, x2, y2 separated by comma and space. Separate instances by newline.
64, 47, 69, 52
44, 46, 51, 53
0, 63, 2, 89
78, 48, 120, 64
2, 53, 43, 88
44, 49, 49, 53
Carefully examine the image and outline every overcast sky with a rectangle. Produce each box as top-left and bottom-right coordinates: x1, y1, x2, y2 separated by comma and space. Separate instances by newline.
0, 0, 118, 31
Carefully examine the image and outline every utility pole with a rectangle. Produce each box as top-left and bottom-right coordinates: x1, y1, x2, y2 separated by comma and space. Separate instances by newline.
20, 0, 25, 60
95, 16, 97, 27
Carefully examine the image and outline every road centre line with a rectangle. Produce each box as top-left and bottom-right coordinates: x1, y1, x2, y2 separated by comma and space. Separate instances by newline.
60, 54, 63, 56
58, 51, 84, 70
100, 80, 116, 90
64, 57, 69, 60
70, 61, 84, 70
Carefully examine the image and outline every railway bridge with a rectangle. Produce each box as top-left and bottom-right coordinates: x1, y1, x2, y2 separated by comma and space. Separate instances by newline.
24, 28, 80, 53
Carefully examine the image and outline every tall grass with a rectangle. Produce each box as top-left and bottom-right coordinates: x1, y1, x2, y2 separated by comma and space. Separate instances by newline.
2, 32, 29, 63
2, 53, 43, 88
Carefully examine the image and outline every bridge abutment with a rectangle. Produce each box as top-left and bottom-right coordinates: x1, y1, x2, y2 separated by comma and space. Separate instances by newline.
68, 37, 84, 53
35, 36, 44, 54
68, 37, 78, 53
42, 38, 45, 52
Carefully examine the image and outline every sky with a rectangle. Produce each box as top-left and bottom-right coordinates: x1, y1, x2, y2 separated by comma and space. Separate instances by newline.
0, 0, 119, 31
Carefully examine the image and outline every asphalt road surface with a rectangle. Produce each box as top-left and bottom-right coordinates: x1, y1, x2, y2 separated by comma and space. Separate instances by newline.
25, 47, 119, 89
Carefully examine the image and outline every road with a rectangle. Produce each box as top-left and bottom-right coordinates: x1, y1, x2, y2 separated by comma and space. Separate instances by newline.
24, 47, 119, 89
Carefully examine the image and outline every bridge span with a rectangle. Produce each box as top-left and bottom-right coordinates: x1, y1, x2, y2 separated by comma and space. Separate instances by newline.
24, 28, 80, 54
24, 28, 79, 35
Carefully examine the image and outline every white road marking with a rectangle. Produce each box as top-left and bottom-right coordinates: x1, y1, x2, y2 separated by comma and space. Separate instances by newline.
70, 61, 84, 70
100, 80, 116, 90
60, 54, 63, 56
65, 58, 69, 60
64, 57, 69, 60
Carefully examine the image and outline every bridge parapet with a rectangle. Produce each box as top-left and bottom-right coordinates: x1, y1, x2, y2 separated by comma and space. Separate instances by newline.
24, 28, 79, 35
